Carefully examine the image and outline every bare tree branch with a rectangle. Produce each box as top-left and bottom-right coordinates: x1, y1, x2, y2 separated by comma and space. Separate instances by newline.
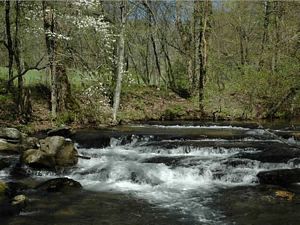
7, 56, 47, 84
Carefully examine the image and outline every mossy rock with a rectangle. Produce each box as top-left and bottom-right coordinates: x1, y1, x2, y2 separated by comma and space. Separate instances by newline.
0, 181, 7, 195
292, 132, 300, 140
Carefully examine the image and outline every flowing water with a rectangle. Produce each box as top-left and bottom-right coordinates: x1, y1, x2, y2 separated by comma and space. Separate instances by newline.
1, 122, 300, 225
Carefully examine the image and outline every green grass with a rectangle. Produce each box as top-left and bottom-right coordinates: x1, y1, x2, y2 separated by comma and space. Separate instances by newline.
0, 66, 47, 86
0, 66, 84, 88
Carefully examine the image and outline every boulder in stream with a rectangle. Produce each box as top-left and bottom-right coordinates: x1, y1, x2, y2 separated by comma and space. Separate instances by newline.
0, 180, 7, 195
237, 146, 300, 163
35, 178, 82, 192
0, 139, 21, 153
21, 136, 78, 169
0, 127, 23, 141
142, 156, 187, 167
21, 149, 56, 168
257, 168, 300, 186
0, 127, 39, 154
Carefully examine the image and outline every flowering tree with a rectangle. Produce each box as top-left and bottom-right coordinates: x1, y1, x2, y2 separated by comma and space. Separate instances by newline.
40, 0, 115, 118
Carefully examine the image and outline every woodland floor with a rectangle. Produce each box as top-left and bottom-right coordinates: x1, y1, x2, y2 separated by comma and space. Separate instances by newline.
0, 81, 299, 134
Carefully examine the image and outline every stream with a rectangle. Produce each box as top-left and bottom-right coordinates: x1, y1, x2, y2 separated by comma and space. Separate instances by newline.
1, 122, 300, 225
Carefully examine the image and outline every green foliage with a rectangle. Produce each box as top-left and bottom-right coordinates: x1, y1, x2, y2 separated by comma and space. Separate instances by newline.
0, 0, 299, 126
0, 94, 11, 102
163, 104, 186, 120
172, 60, 190, 91
56, 112, 76, 126
204, 59, 300, 119
0, 92, 17, 121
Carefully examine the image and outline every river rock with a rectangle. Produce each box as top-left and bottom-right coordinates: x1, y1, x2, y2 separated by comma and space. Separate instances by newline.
11, 194, 27, 206
0, 139, 21, 153
41, 136, 78, 166
0, 135, 38, 154
237, 146, 300, 163
22, 137, 39, 149
222, 158, 257, 167
21, 149, 55, 168
142, 156, 188, 166
21, 136, 78, 169
35, 178, 82, 192
288, 158, 300, 167
257, 168, 300, 186
0, 181, 7, 195
0, 128, 23, 141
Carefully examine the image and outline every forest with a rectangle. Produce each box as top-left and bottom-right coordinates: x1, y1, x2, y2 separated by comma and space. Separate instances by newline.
0, 0, 299, 129
1, 1, 300, 225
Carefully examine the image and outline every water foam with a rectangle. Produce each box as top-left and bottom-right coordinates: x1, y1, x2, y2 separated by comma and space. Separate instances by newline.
25, 129, 299, 224
132, 124, 251, 130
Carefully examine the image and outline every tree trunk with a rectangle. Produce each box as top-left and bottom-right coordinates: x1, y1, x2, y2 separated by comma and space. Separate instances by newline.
5, 1, 14, 90
144, 1, 162, 86
272, 1, 282, 74
42, 1, 57, 119
161, 38, 175, 90
150, 33, 161, 86
192, 0, 199, 92
56, 65, 75, 112
145, 42, 150, 84
14, 0, 24, 114
198, 0, 212, 112
259, 0, 271, 69
112, 1, 126, 123
239, 26, 245, 66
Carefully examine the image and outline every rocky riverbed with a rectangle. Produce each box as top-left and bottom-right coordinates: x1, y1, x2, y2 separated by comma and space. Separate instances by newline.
1, 122, 300, 224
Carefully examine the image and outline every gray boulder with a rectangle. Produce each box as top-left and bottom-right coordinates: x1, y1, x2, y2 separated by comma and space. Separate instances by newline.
0, 128, 38, 154
21, 149, 55, 168
0, 139, 21, 153
21, 136, 78, 169
0, 137, 39, 154
0, 128, 23, 141
22, 137, 39, 149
